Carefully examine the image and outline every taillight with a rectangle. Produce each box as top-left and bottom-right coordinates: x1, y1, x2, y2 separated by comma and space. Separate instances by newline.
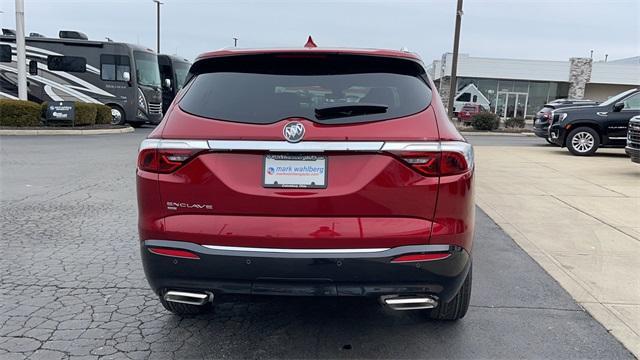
440, 151, 467, 175
395, 151, 440, 176
387, 141, 474, 177
138, 139, 209, 174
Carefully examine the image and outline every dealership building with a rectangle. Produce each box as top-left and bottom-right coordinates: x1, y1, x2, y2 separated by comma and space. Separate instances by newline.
428, 54, 640, 118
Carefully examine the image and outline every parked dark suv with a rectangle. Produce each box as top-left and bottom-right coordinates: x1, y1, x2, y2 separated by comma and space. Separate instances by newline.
137, 46, 475, 320
533, 99, 598, 143
626, 115, 640, 163
549, 88, 640, 155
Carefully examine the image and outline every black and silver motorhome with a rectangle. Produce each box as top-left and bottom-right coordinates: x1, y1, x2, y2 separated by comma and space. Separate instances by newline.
0, 31, 163, 126
158, 54, 191, 114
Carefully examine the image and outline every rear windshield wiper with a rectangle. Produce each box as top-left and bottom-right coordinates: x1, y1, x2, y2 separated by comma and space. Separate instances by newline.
314, 103, 388, 120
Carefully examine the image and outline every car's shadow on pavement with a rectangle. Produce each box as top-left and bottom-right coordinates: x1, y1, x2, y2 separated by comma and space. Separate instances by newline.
590, 152, 632, 159
155, 295, 465, 358
543, 147, 629, 159
142, 209, 633, 359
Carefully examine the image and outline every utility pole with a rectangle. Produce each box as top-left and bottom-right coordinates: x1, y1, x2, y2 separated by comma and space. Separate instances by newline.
233, 37, 238, 47
447, 0, 463, 117
15, 0, 27, 100
153, 0, 163, 53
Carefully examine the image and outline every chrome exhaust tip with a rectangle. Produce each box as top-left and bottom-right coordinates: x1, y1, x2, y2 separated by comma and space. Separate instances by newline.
381, 295, 438, 311
164, 291, 212, 306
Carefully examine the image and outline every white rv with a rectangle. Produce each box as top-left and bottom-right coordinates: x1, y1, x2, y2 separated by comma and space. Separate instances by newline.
453, 83, 491, 114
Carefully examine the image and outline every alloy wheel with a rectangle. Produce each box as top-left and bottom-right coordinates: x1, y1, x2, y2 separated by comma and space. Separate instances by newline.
111, 108, 123, 125
571, 131, 594, 153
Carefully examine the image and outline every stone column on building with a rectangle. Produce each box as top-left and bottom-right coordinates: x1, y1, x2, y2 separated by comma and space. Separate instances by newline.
568, 58, 593, 99
438, 53, 451, 106
439, 77, 451, 107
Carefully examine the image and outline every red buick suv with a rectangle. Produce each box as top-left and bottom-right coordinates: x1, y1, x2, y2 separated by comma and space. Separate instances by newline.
137, 46, 475, 320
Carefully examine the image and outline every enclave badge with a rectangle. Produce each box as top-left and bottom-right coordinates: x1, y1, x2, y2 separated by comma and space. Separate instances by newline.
283, 122, 305, 143
166, 202, 213, 211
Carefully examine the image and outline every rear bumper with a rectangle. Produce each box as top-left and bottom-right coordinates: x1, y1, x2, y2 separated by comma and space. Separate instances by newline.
141, 240, 471, 302
549, 126, 565, 146
626, 145, 640, 163
533, 118, 551, 138
533, 127, 549, 139
135, 112, 163, 125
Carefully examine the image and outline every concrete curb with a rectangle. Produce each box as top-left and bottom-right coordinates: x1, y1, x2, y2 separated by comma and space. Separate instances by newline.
0, 126, 135, 136
460, 131, 536, 137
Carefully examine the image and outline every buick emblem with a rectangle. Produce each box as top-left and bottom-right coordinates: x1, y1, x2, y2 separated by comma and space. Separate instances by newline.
283, 122, 305, 143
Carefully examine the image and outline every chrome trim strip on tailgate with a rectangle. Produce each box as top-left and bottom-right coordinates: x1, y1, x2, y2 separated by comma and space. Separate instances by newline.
208, 140, 384, 152
140, 139, 473, 164
144, 240, 452, 259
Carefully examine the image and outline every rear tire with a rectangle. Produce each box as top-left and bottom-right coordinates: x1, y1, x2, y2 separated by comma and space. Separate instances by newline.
109, 105, 126, 125
567, 127, 600, 156
427, 265, 472, 321
159, 296, 212, 315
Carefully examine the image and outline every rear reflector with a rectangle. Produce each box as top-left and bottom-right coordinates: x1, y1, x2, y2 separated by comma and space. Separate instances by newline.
148, 247, 200, 259
391, 253, 451, 263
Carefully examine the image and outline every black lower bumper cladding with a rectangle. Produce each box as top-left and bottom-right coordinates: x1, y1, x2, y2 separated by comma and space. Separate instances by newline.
626, 146, 640, 163
141, 240, 471, 303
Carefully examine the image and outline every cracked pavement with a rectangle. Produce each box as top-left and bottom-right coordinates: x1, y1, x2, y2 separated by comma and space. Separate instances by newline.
0, 129, 634, 359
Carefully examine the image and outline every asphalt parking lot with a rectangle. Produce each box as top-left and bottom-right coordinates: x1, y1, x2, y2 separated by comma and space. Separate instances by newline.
0, 129, 634, 359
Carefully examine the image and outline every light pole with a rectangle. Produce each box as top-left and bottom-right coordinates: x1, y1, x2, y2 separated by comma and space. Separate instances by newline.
15, 0, 27, 100
447, 0, 463, 117
233, 37, 238, 47
153, 0, 163, 53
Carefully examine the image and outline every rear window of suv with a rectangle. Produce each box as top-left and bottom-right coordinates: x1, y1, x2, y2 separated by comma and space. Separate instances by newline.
179, 53, 432, 125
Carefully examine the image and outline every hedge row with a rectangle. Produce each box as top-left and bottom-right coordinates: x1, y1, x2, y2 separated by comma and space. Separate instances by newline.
470, 111, 500, 131
0, 99, 42, 127
504, 117, 526, 129
1, 100, 115, 127
95, 104, 112, 124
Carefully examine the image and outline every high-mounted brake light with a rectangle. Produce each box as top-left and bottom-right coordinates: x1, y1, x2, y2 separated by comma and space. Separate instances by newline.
137, 139, 209, 174
304, 35, 317, 48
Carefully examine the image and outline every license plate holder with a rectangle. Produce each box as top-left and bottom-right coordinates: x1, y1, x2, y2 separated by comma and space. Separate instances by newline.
263, 154, 327, 189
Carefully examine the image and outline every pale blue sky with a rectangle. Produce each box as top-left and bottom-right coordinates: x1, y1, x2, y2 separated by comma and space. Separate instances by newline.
1, 0, 638, 63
